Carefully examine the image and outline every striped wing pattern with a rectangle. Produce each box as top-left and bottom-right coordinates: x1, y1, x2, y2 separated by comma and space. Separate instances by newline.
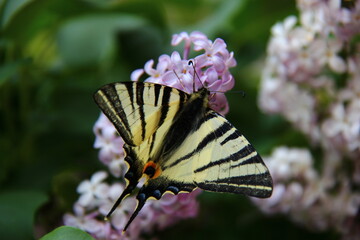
193, 112, 272, 197
94, 82, 273, 232
159, 111, 272, 198
94, 82, 188, 146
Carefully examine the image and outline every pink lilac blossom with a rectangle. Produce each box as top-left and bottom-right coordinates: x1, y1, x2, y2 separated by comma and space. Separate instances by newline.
256, 0, 360, 238
64, 31, 236, 239
132, 30, 236, 115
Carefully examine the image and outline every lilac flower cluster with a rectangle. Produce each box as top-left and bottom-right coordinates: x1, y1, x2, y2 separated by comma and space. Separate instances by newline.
255, 0, 360, 238
64, 31, 236, 239
132, 31, 236, 115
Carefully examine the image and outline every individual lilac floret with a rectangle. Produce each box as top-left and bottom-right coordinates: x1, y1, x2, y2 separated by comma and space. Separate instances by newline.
77, 171, 110, 208
171, 31, 208, 59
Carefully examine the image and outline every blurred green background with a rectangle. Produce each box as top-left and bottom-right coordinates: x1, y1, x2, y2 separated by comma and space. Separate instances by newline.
0, 0, 337, 239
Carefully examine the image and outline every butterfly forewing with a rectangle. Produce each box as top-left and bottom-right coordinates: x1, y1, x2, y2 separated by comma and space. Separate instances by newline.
94, 82, 189, 146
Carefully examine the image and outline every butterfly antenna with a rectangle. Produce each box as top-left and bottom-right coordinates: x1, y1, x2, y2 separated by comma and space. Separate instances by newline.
122, 193, 147, 233
188, 60, 202, 91
105, 184, 135, 220
173, 69, 186, 90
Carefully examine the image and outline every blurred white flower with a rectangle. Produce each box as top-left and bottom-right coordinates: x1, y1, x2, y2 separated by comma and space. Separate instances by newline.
77, 171, 109, 207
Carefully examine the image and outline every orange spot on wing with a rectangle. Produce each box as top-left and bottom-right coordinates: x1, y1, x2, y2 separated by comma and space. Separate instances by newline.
143, 161, 162, 179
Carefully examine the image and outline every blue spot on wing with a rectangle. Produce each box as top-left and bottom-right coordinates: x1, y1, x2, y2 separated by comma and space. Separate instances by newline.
167, 186, 180, 194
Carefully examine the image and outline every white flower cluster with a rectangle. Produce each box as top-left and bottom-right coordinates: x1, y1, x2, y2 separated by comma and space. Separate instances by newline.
253, 147, 359, 231
256, 0, 360, 237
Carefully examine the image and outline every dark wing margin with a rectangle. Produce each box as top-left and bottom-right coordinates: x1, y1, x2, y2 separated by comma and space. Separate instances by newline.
94, 82, 135, 145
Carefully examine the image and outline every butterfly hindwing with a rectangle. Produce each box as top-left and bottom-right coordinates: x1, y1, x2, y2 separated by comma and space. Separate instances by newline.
158, 110, 272, 198
192, 111, 272, 197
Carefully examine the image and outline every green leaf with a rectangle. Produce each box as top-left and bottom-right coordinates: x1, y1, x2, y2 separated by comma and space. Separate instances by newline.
0, 0, 35, 29
57, 14, 148, 67
40, 226, 95, 240
0, 190, 48, 240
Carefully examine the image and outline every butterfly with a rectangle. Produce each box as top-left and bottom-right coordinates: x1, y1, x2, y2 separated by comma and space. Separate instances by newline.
93, 81, 273, 231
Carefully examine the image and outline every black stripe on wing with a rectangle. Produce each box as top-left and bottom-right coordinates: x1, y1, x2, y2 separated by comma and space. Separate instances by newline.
158, 85, 172, 126
135, 83, 146, 141
220, 131, 239, 145
193, 144, 257, 173
153, 84, 162, 106
124, 82, 135, 112
212, 173, 273, 188
196, 180, 272, 198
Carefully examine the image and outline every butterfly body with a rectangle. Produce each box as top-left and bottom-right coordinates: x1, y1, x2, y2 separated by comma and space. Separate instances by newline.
94, 82, 272, 231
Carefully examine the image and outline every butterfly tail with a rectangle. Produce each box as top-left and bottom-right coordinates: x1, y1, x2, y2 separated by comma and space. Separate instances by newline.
122, 192, 148, 232
105, 183, 136, 220
105, 145, 143, 220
